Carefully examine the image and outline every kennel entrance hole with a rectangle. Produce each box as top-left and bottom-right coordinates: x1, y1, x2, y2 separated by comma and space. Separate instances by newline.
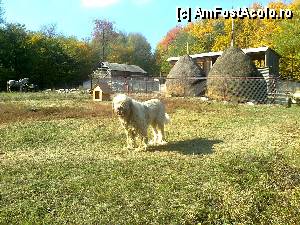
94, 91, 100, 100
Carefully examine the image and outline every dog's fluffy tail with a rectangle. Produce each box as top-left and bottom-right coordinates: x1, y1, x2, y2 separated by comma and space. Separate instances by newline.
164, 113, 170, 124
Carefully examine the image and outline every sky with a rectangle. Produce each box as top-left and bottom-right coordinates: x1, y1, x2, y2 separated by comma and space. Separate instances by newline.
2, 0, 272, 50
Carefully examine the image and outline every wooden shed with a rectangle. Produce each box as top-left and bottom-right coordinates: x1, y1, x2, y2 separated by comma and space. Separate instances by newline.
100, 62, 147, 78
93, 83, 112, 101
86, 62, 148, 91
167, 47, 280, 76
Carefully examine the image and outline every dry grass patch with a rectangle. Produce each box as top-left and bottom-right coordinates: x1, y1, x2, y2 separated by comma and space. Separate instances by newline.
1, 92, 300, 224
0, 102, 112, 124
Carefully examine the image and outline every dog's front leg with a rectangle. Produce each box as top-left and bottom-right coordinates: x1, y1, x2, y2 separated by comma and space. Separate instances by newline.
141, 128, 149, 150
141, 135, 148, 150
125, 130, 133, 149
157, 124, 167, 145
131, 132, 139, 149
128, 128, 140, 149
149, 126, 158, 146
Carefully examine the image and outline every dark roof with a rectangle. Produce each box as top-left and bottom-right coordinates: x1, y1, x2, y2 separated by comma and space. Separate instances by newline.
95, 82, 112, 94
208, 46, 261, 78
101, 62, 147, 74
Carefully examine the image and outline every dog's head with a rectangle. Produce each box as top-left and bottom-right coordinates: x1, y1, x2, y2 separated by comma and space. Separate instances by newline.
112, 94, 132, 118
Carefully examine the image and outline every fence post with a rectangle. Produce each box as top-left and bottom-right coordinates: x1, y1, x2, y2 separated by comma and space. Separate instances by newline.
145, 77, 148, 93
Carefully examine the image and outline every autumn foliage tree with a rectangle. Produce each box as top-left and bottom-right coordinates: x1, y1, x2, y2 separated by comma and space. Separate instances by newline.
274, 0, 300, 80
156, 0, 300, 80
91, 19, 118, 63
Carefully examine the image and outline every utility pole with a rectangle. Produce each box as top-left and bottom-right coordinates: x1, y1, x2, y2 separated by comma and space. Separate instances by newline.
102, 28, 105, 62
186, 42, 189, 55
230, 6, 235, 47
231, 17, 235, 47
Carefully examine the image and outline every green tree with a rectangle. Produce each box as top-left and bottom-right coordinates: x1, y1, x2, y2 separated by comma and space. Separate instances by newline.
108, 32, 156, 75
0, 23, 95, 90
274, 1, 300, 80
0, 23, 33, 90
0, 0, 4, 24
27, 33, 94, 88
91, 19, 156, 75
0, 24, 30, 76
107, 31, 134, 64
127, 33, 155, 74
0, 17, 157, 91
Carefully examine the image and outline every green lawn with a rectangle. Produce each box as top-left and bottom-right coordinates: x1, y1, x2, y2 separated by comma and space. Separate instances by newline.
1, 92, 300, 224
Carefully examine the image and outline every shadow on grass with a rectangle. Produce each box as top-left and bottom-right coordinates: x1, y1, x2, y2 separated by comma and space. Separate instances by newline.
148, 138, 222, 155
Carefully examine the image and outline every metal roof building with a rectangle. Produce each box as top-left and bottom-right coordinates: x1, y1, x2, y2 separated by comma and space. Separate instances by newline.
83, 62, 148, 90
100, 62, 147, 77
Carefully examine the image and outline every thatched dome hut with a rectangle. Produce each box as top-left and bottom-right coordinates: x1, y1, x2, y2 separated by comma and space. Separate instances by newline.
207, 46, 267, 102
165, 55, 205, 97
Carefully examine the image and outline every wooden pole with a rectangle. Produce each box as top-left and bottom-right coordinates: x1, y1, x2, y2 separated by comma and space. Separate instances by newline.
231, 16, 235, 47
102, 28, 105, 62
186, 42, 189, 55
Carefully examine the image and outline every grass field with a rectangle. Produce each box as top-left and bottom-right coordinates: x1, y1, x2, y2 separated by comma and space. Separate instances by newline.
1, 92, 300, 224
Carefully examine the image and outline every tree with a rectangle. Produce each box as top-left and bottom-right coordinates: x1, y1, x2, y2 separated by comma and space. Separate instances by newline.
0, 22, 95, 90
40, 23, 58, 37
107, 32, 156, 74
155, 1, 300, 80
155, 26, 184, 74
91, 19, 156, 75
127, 33, 154, 74
274, 0, 300, 80
156, 29, 205, 74
0, 24, 29, 76
187, 19, 218, 51
27, 33, 94, 88
0, 23, 31, 90
91, 19, 117, 62
159, 25, 183, 50
0, 0, 4, 24
0, 17, 157, 91
108, 31, 134, 64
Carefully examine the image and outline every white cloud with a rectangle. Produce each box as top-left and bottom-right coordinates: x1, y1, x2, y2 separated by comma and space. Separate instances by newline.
81, 0, 120, 8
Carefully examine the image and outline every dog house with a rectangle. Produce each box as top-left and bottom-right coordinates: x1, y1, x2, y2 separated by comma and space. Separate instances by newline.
93, 83, 112, 101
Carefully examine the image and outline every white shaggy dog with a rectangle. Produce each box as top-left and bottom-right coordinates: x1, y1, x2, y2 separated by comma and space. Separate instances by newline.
112, 94, 170, 149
